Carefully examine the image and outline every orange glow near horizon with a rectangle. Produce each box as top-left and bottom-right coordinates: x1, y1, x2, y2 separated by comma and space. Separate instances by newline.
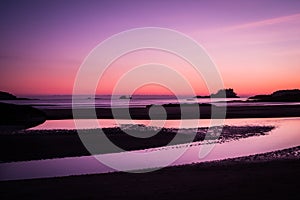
95, 49, 210, 96
1, 2, 300, 97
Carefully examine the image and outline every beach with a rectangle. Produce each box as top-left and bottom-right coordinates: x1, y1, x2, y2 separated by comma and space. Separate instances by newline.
1, 114, 299, 199
1, 146, 299, 200
0, 101, 299, 199
1, 95, 300, 200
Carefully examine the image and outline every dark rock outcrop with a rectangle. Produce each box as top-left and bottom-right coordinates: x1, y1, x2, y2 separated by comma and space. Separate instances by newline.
0, 91, 17, 100
119, 95, 132, 99
195, 88, 239, 98
0, 103, 46, 132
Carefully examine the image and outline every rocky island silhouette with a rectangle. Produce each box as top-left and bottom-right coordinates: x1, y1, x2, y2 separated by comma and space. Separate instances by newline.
195, 88, 239, 98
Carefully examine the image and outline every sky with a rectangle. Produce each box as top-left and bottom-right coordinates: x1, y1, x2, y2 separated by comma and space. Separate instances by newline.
0, 0, 300, 96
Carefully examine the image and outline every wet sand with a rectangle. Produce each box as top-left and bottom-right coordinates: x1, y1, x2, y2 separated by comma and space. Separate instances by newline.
42, 104, 300, 119
1, 146, 299, 200
0, 125, 274, 162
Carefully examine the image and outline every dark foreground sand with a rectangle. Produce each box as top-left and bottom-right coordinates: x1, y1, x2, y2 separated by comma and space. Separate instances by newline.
1, 146, 299, 200
0, 125, 274, 162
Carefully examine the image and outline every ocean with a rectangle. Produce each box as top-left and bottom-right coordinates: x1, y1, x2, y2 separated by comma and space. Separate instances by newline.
2, 95, 297, 109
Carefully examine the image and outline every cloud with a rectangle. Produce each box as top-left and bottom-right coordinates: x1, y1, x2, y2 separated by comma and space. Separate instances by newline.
224, 13, 300, 31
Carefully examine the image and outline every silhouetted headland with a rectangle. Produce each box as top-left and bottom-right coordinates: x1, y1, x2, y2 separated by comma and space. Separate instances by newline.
248, 89, 300, 102
0, 91, 34, 100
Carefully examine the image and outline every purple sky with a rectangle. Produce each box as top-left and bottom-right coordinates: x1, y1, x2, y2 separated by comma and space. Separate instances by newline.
1, 0, 300, 95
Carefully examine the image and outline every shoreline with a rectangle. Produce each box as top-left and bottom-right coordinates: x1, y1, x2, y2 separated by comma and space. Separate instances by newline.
42, 104, 300, 119
1, 146, 299, 199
